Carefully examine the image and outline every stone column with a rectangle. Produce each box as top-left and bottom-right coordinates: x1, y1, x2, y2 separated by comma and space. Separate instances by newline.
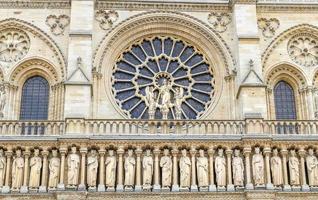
190, 148, 198, 191
2, 148, 12, 193
153, 148, 161, 192
116, 146, 124, 192
226, 149, 235, 191
78, 147, 87, 190
243, 147, 253, 190
20, 148, 30, 193
135, 147, 142, 192
299, 149, 310, 191
57, 147, 67, 190
264, 147, 274, 190
281, 149, 291, 191
207, 148, 216, 191
171, 148, 179, 192
39, 149, 49, 193
97, 148, 106, 192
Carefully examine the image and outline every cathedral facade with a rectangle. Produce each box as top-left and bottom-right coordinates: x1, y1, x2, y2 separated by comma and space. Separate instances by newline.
0, 0, 317, 199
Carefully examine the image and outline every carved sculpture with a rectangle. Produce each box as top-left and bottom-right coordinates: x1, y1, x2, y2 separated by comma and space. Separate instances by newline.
87, 149, 98, 189
158, 80, 173, 119
306, 148, 318, 186
12, 149, 24, 190
160, 149, 172, 189
0, 29, 30, 62
196, 149, 209, 188
67, 147, 80, 188
0, 86, 6, 118
48, 149, 60, 189
95, 10, 119, 30
289, 150, 300, 186
142, 149, 153, 189
314, 90, 318, 119
145, 86, 157, 119
270, 149, 283, 186
232, 149, 244, 186
105, 150, 117, 189
208, 12, 231, 33
257, 18, 280, 38
29, 149, 42, 189
45, 15, 70, 35
252, 147, 265, 186
124, 149, 136, 190
0, 149, 6, 187
179, 149, 191, 189
174, 87, 184, 119
215, 148, 226, 187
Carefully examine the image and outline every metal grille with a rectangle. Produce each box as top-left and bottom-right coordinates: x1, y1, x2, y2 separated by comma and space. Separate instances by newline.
274, 81, 297, 120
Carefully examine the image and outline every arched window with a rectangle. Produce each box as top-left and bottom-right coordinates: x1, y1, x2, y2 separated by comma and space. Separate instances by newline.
20, 76, 49, 120
274, 81, 297, 120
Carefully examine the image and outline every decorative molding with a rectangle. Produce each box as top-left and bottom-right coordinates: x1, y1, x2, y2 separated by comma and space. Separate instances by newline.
95, 10, 119, 30
257, 4, 318, 13
0, 0, 71, 9
46, 15, 70, 36
207, 12, 231, 33
257, 18, 280, 38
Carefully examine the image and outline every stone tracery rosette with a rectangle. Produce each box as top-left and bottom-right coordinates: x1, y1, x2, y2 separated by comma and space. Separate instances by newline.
287, 33, 318, 67
111, 36, 215, 119
0, 28, 30, 62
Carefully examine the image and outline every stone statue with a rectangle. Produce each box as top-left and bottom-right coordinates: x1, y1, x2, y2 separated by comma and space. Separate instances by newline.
289, 150, 300, 186
105, 150, 117, 189
252, 147, 265, 186
306, 148, 318, 186
12, 149, 24, 190
196, 149, 209, 188
158, 80, 172, 119
87, 149, 98, 189
174, 87, 184, 119
67, 146, 80, 187
179, 149, 191, 189
142, 149, 153, 189
232, 149, 244, 186
314, 90, 318, 118
145, 86, 157, 119
270, 149, 283, 186
124, 149, 135, 190
48, 149, 60, 189
0, 149, 6, 187
29, 149, 42, 189
160, 149, 172, 189
215, 148, 226, 187
0, 86, 6, 118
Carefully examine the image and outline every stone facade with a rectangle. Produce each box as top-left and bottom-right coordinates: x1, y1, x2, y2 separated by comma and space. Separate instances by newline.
0, 0, 318, 199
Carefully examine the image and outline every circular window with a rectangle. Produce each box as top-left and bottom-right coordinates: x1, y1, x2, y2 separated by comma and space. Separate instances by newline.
111, 36, 215, 119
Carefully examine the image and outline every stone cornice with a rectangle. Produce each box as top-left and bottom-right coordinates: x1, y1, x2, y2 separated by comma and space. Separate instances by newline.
0, 0, 71, 9
257, 3, 318, 12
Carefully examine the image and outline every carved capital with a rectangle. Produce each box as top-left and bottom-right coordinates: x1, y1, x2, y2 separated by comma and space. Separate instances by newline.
263, 147, 271, 155
117, 146, 125, 155
41, 150, 49, 157
59, 147, 67, 155
298, 149, 307, 158
135, 147, 143, 156
171, 148, 179, 156
243, 147, 252, 156
98, 148, 106, 155
153, 148, 161, 156
80, 147, 88, 154
207, 147, 215, 156
280, 149, 289, 157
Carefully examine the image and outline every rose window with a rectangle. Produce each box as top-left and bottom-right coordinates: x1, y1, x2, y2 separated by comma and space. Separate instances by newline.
288, 34, 318, 67
111, 36, 215, 119
0, 29, 30, 62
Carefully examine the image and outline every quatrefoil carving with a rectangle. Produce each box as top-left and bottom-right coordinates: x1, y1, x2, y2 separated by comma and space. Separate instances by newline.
46, 15, 70, 35
208, 12, 231, 33
95, 10, 119, 30
257, 18, 280, 38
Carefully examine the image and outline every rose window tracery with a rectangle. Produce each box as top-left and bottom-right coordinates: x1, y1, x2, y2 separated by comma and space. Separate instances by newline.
287, 34, 318, 67
0, 29, 30, 62
111, 36, 215, 119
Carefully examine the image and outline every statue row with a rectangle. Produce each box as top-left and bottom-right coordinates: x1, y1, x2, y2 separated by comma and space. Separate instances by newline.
1, 146, 318, 193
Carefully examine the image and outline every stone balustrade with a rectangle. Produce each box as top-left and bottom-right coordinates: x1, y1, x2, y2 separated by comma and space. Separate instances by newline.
0, 142, 318, 194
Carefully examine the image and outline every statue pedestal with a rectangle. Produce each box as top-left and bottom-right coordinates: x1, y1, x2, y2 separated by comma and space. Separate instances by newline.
1, 186, 10, 194
88, 186, 97, 192
116, 184, 124, 192
310, 186, 318, 191
245, 183, 254, 190
227, 184, 235, 191
208, 184, 217, 192
265, 183, 274, 190
172, 184, 179, 192
291, 185, 301, 191
20, 186, 28, 193
283, 184, 291, 191
199, 186, 209, 192
152, 184, 161, 192
39, 186, 47, 193
124, 186, 134, 192
57, 183, 65, 191
29, 188, 38, 193
302, 184, 310, 192
217, 186, 226, 191
134, 185, 142, 192
179, 186, 189, 192
78, 184, 86, 191
190, 185, 198, 192
97, 184, 105, 192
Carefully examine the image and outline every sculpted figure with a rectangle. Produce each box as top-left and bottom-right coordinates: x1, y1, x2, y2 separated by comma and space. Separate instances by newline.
270, 149, 283, 186
314, 90, 318, 118
124, 149, 136, 190
196, 149, 209, 188
174, 87, 184, 119
0, 149, 6, 187
158, 80, 172, 118
252, 147, 265, 186
105, 150, 117, 188
306, 148, 318, 186
289, 150, 300, 186
215, 148, 226, 187
48, 150, 60, 189
12, 149, 24, 190
232, 149, 244, 186
142, 149, 153, 188
160, 149, 172, 189
0, 86, 6, 118
87, 149, 98, 188
145, 86, 157, 119
179, 149, 191, 189
29, 149, 42, 189
67, 147, 80, 187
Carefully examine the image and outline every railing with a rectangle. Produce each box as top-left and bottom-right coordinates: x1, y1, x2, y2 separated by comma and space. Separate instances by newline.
0, 119, 318, 136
